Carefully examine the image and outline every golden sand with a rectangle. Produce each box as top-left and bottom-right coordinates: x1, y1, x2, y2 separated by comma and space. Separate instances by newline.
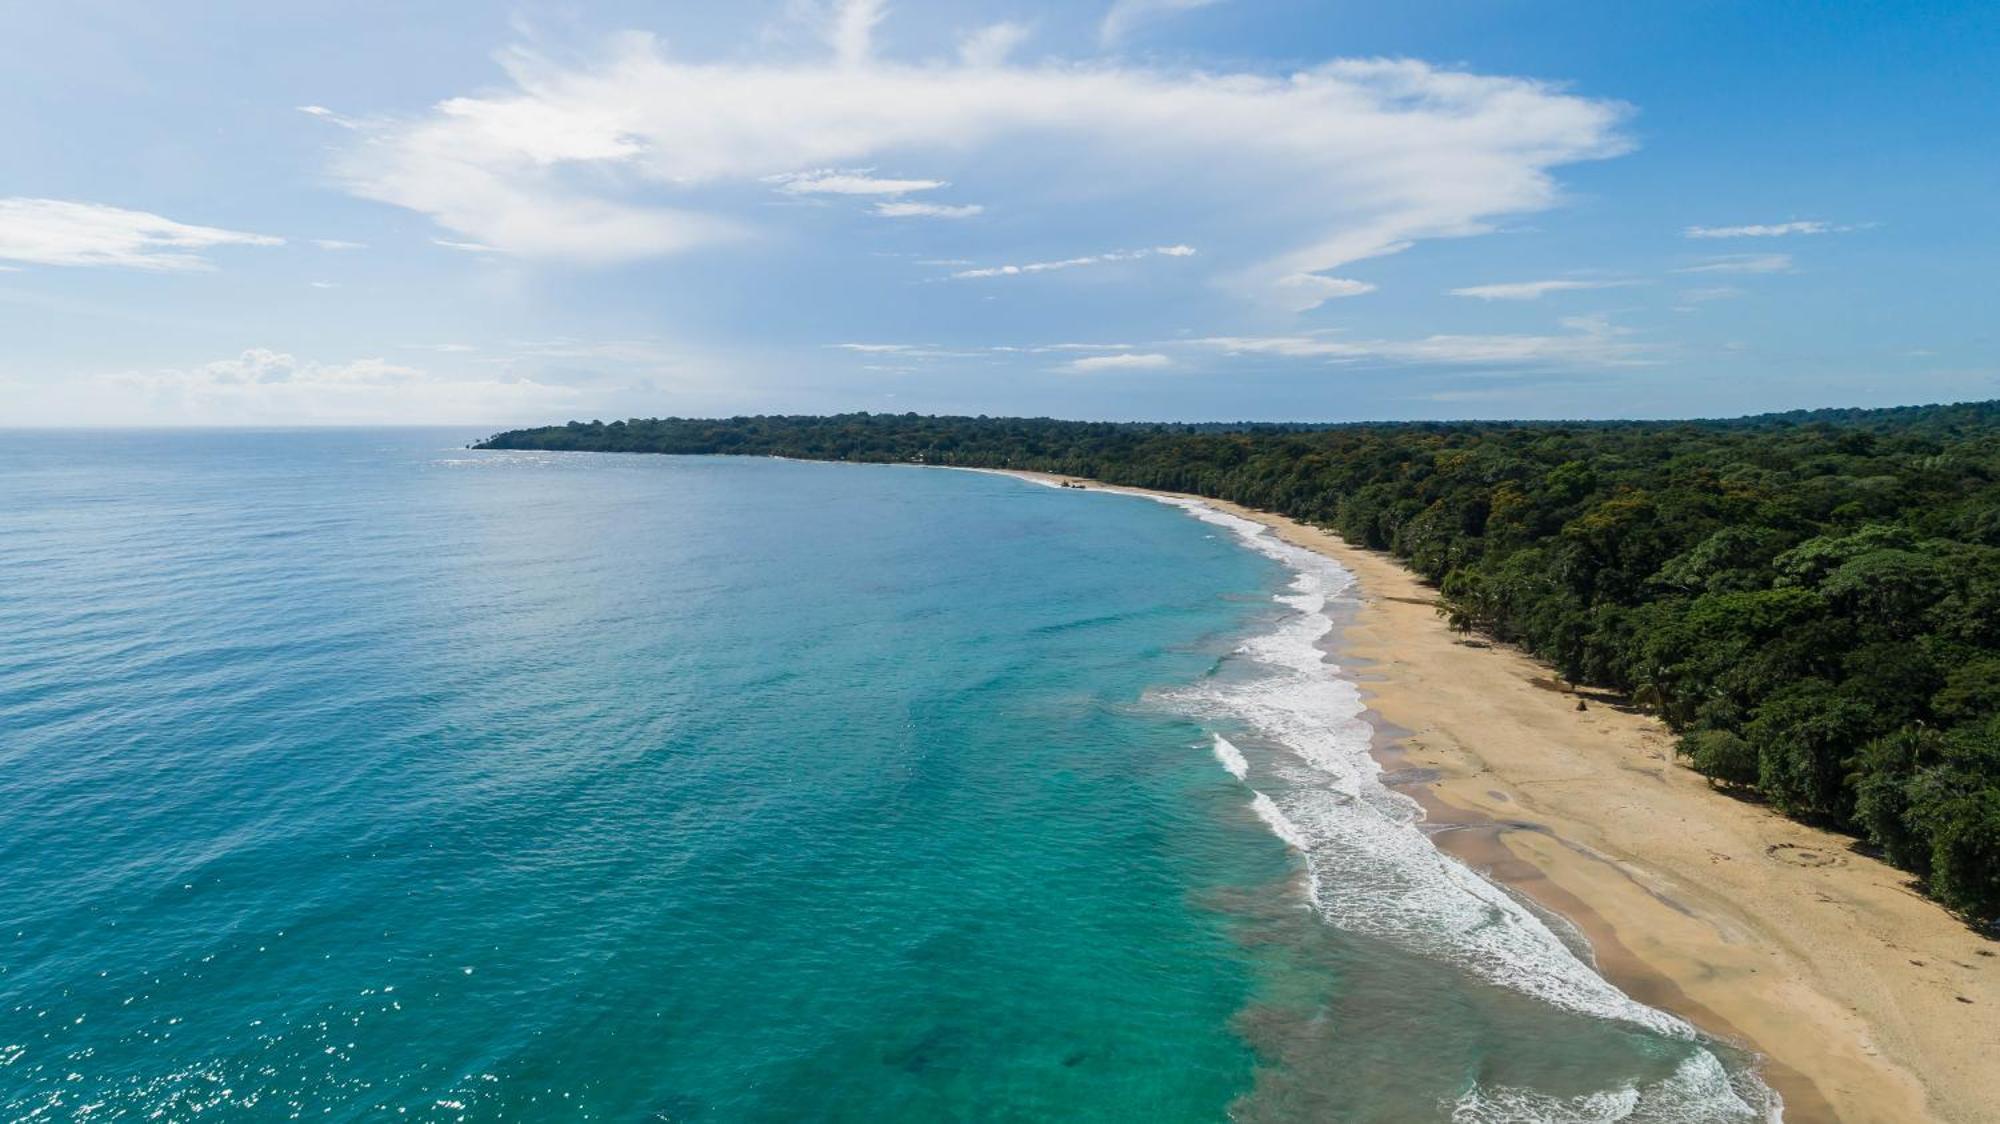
1017, 472, 1998, 1123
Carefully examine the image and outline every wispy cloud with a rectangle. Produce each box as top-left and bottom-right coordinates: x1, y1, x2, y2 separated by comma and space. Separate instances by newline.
1677, 253, 1793, 274
826, 342, 983, 359
0, 198, 282, 271
1448, 279, 1633, 301
312, 13, 1627, 307
828, 340, 1143, 361
1277, 275, 1376, 302
1062, 352, 1173, 372
959, 21, 1032, 67
1100, 0, 1224, 44
50, 348, 580, 426
873, 201, 983, 219
825, 321, 1649, 372
768, 167, 983, 217
295, 105, 357, 128
952, 246, 1195, 279
312, 238, 367, 251
1194, 316, 1651, 368
830, 0, 887, 68
1684, 220, 1852, 238
1678, 285, 1744, 302
767, 169, 947, 196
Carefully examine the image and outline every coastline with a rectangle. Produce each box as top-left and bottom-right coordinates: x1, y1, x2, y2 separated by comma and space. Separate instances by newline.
1002, 469, 1998, 1123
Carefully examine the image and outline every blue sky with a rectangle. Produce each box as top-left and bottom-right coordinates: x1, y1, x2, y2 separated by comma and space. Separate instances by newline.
2, 0, 1994, 425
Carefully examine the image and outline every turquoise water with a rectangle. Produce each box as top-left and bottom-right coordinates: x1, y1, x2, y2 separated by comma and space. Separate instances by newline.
1, 432, 1771, 1121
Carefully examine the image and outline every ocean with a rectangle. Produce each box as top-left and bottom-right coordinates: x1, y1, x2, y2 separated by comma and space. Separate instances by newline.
0, 430, 1773, 1121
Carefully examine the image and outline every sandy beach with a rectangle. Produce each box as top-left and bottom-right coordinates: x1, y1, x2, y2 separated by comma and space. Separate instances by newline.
1014, 471, 1998, 1123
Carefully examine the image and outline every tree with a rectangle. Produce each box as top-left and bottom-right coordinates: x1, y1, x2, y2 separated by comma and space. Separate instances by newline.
1747, 680, 1882, 821
1853, 727, 1944, 870
1682, 728, 1759, 787
475, 400, 2000, 922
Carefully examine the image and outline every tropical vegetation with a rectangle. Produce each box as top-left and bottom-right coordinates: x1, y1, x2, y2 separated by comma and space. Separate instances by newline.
480, 403, 2000, 925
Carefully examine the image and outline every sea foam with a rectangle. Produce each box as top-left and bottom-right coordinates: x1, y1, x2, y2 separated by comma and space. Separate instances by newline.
1211, 733, 1250, 781
1141, 495, 1779, 1122
1452, 1051, 1765, 1124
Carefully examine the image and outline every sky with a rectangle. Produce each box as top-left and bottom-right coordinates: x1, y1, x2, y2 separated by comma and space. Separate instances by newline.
1, 0, 1995, 426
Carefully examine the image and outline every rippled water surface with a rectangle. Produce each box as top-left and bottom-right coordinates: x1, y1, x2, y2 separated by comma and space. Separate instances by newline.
0, 431, 1770, 1121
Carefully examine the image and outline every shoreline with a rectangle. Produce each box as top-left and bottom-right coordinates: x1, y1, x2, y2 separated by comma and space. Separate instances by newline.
1001, 470, 1997, 1124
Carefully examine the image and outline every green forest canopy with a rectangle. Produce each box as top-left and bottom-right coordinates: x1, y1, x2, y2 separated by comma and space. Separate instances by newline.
479, 403, 2000, 927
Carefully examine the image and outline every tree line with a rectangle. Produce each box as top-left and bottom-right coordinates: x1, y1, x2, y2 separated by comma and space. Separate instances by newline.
480, 404, 2000, 926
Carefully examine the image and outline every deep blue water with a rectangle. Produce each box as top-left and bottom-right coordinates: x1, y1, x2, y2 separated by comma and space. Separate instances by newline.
0, 431, 1772, 1121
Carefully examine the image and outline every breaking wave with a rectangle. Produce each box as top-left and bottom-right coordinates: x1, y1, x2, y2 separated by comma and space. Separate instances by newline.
1151, 495, 1778, 1122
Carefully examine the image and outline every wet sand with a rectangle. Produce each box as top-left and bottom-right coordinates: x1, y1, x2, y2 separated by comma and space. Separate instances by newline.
1012, 472, 1998, 1123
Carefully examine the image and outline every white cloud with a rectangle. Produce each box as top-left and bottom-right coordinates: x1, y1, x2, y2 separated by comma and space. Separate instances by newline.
0, 198, 282, 271
830, 0, 887, 67
959, 21, 1032, 67
768, 169, 947, 195
10, 348, 582, 426
1101, 0, 1224, 45
873, 201, 984, 218
1063, 352, 1173, 372
830, 340, 1139, 360
315, 20, 1627, 306
820, 325, 1648, 372
296, 105, 357, 128
1449, 278, 1631, 300
433, 238, 500, 253
1276, 274, 1375, 302
826, 341, 982, 358
952, 246, 1195, 278
1194, 316, 1650, 368
1684, 220, 1845, 238
1677, 253, 1793, 274
313, 239, 367, 250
